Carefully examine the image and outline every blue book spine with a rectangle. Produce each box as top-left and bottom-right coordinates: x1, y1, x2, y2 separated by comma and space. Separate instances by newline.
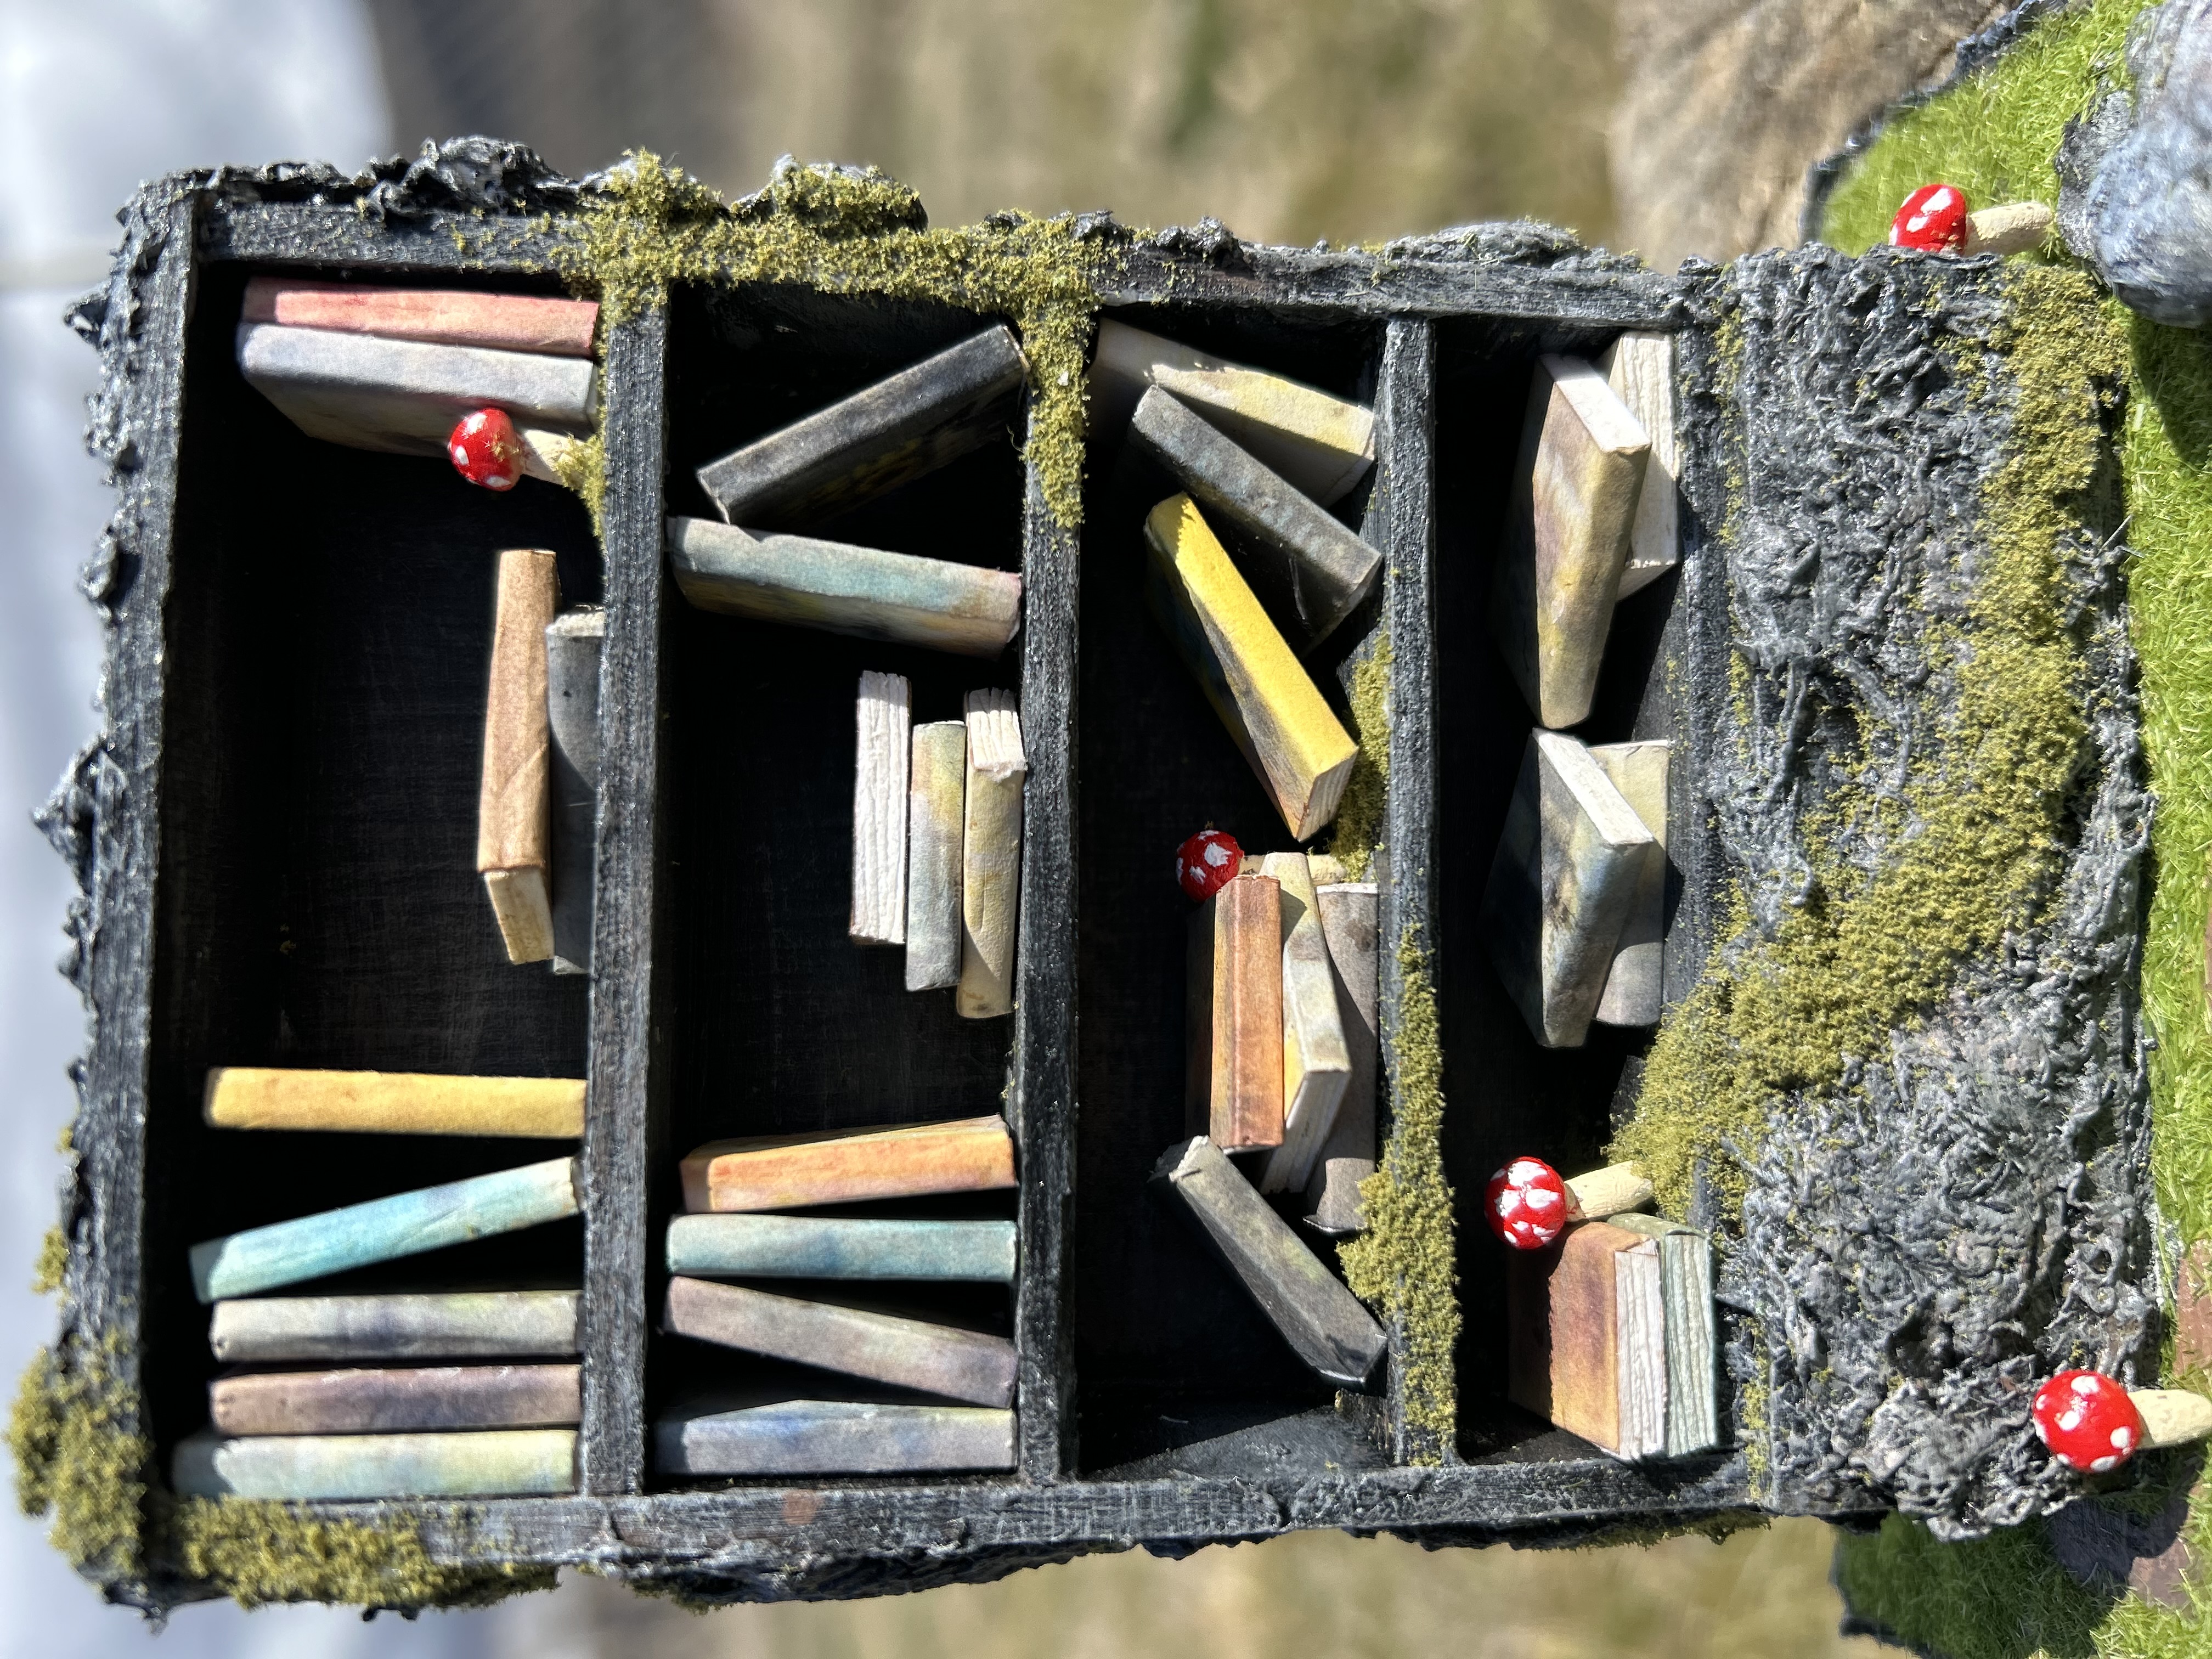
189, 1156, 578, 1302
656, 1401, 1014, 1476
173, 1428, 577, 1499
665, 1215, 1017, 1282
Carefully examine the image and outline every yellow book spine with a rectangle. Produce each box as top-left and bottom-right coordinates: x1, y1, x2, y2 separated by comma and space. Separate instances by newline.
204, 1069, 585, 1138
1143, 495, 1358, 840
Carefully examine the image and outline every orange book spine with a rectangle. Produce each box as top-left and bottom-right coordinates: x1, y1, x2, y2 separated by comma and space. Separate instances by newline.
1211, 874, 1284, 1152
680, 1116, 1016, 1212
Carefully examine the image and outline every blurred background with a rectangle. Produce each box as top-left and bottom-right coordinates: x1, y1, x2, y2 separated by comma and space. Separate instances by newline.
0, 0, 1999, 1650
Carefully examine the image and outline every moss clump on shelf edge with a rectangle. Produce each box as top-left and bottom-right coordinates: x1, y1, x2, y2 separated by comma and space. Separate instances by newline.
1609, 264, 2122, 1226
1341, 930, 1457, 1457
9, 1335, 548, 1611
545, 152, 1114, 535
1325, 634, 1393, 882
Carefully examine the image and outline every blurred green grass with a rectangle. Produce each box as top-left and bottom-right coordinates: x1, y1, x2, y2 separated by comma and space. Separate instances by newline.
539, 1517, 1883, 1656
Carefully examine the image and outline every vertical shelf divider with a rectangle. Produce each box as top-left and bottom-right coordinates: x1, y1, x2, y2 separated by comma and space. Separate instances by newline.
1375, 315, 1442, 1466
1013, 445, 1081, 1483
579, 300, 672, 1497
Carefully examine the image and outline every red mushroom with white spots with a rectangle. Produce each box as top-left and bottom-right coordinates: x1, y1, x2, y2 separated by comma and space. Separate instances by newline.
2032, 1369, 2143, 1472
1889, 183, 1971, 253
1485, 1156, 1568, 1251
1175, 829, 1244, 903
448, 407, 526, 490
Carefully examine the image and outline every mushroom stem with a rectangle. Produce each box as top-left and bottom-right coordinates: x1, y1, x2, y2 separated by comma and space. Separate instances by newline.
2130, 1388, 2212, 1449
1963, 201, 2055, 257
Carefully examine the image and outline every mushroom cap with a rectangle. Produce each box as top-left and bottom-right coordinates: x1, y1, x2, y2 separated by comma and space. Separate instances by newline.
1175, 829, 1244, 902
449, 407, 526, 491
1889, 183, 1971, 252
1485, 1156, 1568, 1251
2031, 1369, 2143, 1474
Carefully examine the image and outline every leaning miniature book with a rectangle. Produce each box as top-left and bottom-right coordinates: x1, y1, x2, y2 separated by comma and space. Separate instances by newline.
545, 608, 606, 975
851, 671, 912, 947
1255, 853, 1351, 1194
1305, 879, 1379, 1234
1607, 1213, 1718, 1456
1187, 870, 1284, 1153
1506, 1220, 1667, 1461
696, 325, 1028, 528
479, 549, 561, 963
1144, 494, 1358, 840
958, 689, 1025, 1018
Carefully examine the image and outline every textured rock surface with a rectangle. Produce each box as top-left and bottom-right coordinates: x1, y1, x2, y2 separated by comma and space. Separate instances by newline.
1671, 248, 2152, 1537
2058, 0, 2212, 325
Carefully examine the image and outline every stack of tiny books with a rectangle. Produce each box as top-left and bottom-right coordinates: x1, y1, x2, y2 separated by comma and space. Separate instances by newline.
666, 323, 1027, 659
848, 674, 1024, 1019
174, 1069, 586, 1500
1502, 1164, 1719, 1463
658, 1117, 1021, 1476
1477, 337, 1680, 1052
1095, 320, 1383, 845
236, 277, 601, 490
233, 278, 612, 975
1152, 845, 1386, 1390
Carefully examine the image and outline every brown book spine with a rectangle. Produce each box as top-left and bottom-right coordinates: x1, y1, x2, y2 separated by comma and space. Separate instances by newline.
478, 549, 560, 963
1508, 1221, 1658, 1454
1211, 873, 1284, 1152
680, 1115, 1017, 1212
209, 1363, 582, 1435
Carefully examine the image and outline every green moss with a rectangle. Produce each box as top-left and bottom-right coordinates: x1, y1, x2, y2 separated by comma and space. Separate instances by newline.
170, 1499, 554, 1611
1612, 269, 2124, 1220
1325, 635, 1392, 877
31, 1227, 66, 1296
1340, 929, 1457, 1458
9, 1336, 145, 1581
550, 427, 607, 539
553, 154, 1111, 529
1818, 0, 2142, 258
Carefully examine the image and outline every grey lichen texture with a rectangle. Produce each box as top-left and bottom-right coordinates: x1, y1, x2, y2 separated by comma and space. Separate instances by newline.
1665, 247, 2151, 1538
2057, 0, 2212, 325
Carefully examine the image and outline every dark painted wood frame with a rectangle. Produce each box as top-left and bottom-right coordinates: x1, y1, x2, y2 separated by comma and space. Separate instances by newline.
60, 189, 1804, 1604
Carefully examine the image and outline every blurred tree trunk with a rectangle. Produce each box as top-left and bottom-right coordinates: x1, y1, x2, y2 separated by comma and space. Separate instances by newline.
1609, 0, 2008, 267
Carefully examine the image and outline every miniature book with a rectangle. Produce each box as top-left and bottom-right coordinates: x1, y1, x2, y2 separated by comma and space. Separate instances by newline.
1187, 870, 1285, 1153
667, 1215, 1018, 1282
1488, 353, 1651, 730
1091, 319, 1375, 504
1144, 494, 1359, 840
478, 548, 560, 964
241, 278, 600, 358
905, 720, 967, 989
1153, 1136, 1386, 1389
236, 322, 597, 455
696, 325, 1028, 528
189, 1156, 580, 1302
1607, 1213, 1719, 1457
1126, 385, 1381, 645
209, 1363, 582, 1436
1255, 853, 1351, 1194
666, 516, 1022, 657
958, 689, 1025, 1018
663, 1277, 1018, 1407
1588, 741, 1669, 1028
1480, 730, 1658, 1048
1305, 881, 1379, 1233
1507, 1220, 1667, 1461
208, 1290, 581, 1363
202, 1068, 584, 1138
680, 1116, 1017, 1212
1596, 332, 1679, 598
657, 1398, 1016, 1477
545, 608, 605, 975
173, 1427, 578, 1500
850, 671, 912, 946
